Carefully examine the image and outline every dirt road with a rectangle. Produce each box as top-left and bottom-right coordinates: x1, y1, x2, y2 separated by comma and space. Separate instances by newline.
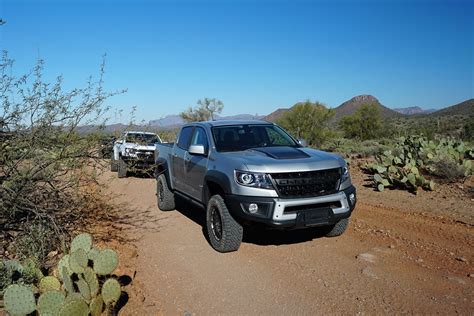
104, 169, 473, 315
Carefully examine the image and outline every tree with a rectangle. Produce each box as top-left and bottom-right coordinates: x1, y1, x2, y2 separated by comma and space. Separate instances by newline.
0, 52, 122, 265
180, 98, 224, 122
339, 103, 383, 140
277, 101, 335, 147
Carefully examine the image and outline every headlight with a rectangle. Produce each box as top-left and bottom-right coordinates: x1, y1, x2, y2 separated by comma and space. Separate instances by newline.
341, 165, 350, 183
234, 170, 274, 189
125, 148, 136, 155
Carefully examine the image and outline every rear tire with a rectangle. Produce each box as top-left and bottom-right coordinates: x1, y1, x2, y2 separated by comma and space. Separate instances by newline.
118, 159, 128, 178
324, 218, 349, 237
110, 156, 118, 172
157, 174, 175, 211
206, 195, 243, 253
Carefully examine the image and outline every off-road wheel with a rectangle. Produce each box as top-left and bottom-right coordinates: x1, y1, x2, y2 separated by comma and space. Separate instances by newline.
118, 158, 128, 178
157, 174, 175, 211
324, 218, 349, 237
110, 156, 118, 172
206, 195, 243, 253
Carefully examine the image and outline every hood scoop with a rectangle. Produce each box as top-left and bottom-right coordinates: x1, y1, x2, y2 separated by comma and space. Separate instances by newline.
251, 147, 310, 159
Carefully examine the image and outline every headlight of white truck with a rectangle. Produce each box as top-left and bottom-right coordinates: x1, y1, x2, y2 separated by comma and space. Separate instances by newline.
234, 170, 274, 189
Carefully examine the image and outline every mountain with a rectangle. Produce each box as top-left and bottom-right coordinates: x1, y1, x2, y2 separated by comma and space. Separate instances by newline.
429, 99, 474, 116
264, 108, 290, 122
333, 95, 402, 121
393, 106, 434, 115
149, 115, 184, 128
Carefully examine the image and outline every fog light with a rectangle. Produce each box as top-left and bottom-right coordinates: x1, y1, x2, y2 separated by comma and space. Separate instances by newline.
248, 203, 259, 213
349, 193, 356, 205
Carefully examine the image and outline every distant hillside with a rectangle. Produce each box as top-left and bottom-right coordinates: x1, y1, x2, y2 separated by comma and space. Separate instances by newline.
393, 106, 436, 115
333, 95, 402, 121
265, 108, 290, 122
429, 99, 474, 117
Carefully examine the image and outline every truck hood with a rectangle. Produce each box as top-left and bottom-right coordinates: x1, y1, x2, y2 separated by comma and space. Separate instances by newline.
124, 143, 156, 150
221, 146, 345, 173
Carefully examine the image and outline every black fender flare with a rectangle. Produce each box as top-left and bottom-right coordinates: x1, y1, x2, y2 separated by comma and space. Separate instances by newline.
203, 170, 233, 204
155, 158, 173, 189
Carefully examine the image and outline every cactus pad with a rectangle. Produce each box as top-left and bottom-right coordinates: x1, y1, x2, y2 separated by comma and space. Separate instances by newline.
62, 266, 75, 294
69, 248, 88, 274
76, 278, 91, 301
93, 249, 118, 275
88, 247, 100, 262
39, 276, 61, 292
89, 295, 104, 316
57, 254, 72, 279
70, 233, 93, 253
102, 278, 121, 305
65, 292, 84, 303
58, 299, 90, 316
4, 284, 37, 315
37, 290, 66, 315
84, 267, 99, 297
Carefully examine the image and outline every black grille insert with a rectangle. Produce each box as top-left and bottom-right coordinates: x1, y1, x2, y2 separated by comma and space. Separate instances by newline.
284, 201, 342, 214
270, 168, 342, 198
136, 150, 155, 161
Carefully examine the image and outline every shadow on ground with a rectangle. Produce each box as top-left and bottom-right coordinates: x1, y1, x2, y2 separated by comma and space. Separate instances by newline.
174, 198, 329, 247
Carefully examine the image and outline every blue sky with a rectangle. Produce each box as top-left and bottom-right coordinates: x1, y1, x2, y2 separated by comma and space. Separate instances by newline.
0, 0, 472, 123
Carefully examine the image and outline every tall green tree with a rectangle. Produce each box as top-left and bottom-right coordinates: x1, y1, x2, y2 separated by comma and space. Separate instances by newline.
180, 98, 224, 122
339, 103, 383, 140
277, 101, 335, 147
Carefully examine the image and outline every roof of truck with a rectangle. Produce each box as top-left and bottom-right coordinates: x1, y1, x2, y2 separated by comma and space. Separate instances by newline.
125, 131, 157, 135
198, 120, 272, 127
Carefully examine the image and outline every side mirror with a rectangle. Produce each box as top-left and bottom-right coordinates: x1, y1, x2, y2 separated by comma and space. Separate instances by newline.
298, 139, 308, 147
188, 144, 206, 156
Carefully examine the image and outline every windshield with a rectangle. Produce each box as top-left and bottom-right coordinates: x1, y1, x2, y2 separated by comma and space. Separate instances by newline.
125, 133, 160, 144
212, 124, 298, 152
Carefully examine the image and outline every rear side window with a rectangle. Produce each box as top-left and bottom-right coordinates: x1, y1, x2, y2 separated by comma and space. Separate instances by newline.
177, 127, 194, 150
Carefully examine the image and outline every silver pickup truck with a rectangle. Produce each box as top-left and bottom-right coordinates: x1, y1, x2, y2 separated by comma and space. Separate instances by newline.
155, 120, 356, 252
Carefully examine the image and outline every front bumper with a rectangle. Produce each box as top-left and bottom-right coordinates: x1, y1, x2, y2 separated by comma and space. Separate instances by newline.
225, 185, 356, 229
122, 156, 155, 170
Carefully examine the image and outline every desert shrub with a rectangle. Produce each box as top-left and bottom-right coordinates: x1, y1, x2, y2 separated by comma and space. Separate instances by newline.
0, 52, 121, 266
431, 157, 469, 181
277, 101, 335, 147
338, 104, 383, 140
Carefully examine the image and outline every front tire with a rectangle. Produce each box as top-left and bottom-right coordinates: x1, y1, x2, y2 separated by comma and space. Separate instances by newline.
110, 156, 118, 172
324, 218, 349, 237
118, 159, 128, 178
157, 174, 175, 211
206, 195, 243, 253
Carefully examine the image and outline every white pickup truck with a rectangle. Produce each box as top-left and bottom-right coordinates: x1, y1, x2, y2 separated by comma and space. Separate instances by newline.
111, 131, 162, 178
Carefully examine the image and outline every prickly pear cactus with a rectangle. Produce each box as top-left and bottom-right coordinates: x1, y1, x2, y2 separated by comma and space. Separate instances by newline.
65, 292, 84, 304
84, 267, 99, 297
37, 290, 66, 315
93, 249, 119, 275
4, 284, 37, 315
76, 278, 92, 301
89, 295, 104, 316
58, 298, 90, 316
39, 275, 61, 293
88, 247, 100, 262
102, 278, 121, 305
70, 233, 93, 253
61, 266, 75, 294
69, 248, 88, 274
57, 254, 72, 280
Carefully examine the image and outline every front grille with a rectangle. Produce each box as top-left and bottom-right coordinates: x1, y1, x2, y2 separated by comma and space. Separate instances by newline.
270, 168, 342, 198
136, 150, 155, 161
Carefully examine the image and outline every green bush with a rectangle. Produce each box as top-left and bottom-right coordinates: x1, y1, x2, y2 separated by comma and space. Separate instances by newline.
277, 100, 335, 147
338, 103, 383, 140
